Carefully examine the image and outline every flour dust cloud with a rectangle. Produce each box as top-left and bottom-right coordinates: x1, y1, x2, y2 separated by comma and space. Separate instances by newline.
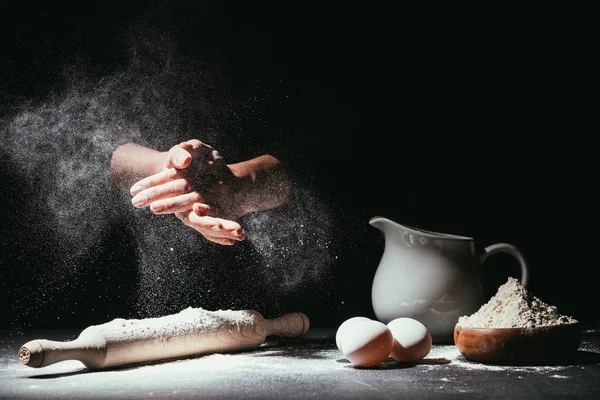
0, 1, 335, 329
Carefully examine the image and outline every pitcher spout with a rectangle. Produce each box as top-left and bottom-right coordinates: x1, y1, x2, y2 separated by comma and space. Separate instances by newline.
369, 216, 397, 231
370, 216, 472, 241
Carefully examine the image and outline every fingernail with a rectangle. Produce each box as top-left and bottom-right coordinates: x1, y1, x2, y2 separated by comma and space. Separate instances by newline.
177, 154, 189, 166
131, 195, 147, 207
193, 205, 208, 215
231, 228, 243, 236
130, 185, 143, 196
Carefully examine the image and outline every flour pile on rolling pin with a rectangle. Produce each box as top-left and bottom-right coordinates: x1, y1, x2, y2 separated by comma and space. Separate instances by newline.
18, 307, 309, 370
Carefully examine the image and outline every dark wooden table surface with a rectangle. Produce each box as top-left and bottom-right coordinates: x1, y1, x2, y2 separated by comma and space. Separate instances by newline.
1, 328, 599, 399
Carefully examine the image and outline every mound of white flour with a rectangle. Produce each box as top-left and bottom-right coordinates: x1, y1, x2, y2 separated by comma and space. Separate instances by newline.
457, 277, 577, 329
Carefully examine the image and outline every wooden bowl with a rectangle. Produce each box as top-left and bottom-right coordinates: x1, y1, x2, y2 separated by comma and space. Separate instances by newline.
454, 323, 582, 365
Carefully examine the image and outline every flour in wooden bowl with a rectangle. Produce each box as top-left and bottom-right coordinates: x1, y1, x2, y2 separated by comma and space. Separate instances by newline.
457, 277, 577, 329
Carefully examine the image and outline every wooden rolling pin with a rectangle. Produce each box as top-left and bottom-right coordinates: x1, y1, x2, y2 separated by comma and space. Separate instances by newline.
18, 307, 309, 370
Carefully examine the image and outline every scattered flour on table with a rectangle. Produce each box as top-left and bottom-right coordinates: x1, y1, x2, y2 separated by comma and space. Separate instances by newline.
135, 347, 342, 375
580, 340, 600, 353
457, 277, 577, 329
84, 307, 259, 342
424, 345, 573, 373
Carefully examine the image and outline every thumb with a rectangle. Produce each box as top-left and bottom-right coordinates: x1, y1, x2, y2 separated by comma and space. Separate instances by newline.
165, 146, 192, 169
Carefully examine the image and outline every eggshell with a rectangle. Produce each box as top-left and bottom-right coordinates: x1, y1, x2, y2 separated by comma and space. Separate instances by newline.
387, 317, 432, 362
335, 316, 372, 352
341, 320, 394, 367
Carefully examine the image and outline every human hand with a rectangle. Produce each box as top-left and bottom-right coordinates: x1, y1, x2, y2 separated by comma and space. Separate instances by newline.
129, 139, 245, 245
175, 206, 245, 246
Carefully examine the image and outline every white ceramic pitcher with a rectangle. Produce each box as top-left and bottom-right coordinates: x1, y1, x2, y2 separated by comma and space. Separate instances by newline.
369, 216, 529, 343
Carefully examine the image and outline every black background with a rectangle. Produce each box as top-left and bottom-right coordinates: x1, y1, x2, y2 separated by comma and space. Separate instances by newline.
0, 2, 596, 331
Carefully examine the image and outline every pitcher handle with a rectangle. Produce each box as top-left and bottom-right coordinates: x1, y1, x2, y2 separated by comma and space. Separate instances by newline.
479, 243, 529, 288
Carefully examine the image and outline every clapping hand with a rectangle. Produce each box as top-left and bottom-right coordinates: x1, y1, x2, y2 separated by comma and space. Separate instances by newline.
129, 139, 245, 245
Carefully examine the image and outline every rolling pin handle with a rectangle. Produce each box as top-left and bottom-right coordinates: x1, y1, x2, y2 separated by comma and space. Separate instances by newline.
263, 312, 310, 337
19, 340, 44, 368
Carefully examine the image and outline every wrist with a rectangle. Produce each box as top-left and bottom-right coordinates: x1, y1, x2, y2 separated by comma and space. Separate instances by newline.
226, 156, 290, 217
110, 143, 166, 190
151, 151, 168, 174
224, 167, 250, 219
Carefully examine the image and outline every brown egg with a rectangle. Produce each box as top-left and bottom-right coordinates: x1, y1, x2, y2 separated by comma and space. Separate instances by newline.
340, 319, 394, 367
335, 316, 372, 352
387, 317, 432, 362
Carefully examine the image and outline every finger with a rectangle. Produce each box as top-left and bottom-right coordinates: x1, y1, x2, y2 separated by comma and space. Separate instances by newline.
183, 139, 212, 150
203, 236, 236, 246
211, 149, 223, 162
150, 192, 204, 214
132, 178, 192, 208
187, 214, 245, 240
175, 212, 238, 245
176, 211, 244, 244
193, 202, 213, 216
208, 218, 245, 240
214, 218, 245, 238
176, 210, 217, 228
165, 146, 192, 169
187, 214, 223, 232
183, 140, 218, 163
130, 168, 180, 196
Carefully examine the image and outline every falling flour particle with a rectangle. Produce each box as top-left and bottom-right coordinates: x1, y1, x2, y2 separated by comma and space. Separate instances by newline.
84, 307, 259, 343
457, 277, 577, 329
